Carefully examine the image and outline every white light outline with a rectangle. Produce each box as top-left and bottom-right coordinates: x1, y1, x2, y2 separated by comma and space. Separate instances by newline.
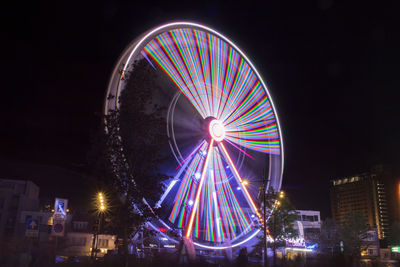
211, 170, 221, 242
156, 179, 178, 208
194, 229, 260, 250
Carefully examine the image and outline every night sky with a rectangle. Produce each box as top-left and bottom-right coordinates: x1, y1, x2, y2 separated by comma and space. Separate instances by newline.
3, 1, 399, 217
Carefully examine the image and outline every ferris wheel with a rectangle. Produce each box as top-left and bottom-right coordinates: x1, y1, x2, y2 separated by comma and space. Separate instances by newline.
105, 22, 284, 249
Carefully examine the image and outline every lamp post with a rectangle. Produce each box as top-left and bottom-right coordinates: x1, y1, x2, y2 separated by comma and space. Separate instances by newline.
241, 176, 284, 267
241, 174, 268, 267
263, 171, 268, 267
91, 192, 107, 260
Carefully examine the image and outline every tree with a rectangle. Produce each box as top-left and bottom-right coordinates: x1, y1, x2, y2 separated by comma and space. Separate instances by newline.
98, 59, 170, 266
255, 188, 298, 266
318, 218, 340, 254
388, 221, 400, 246
339, 210, 371, 264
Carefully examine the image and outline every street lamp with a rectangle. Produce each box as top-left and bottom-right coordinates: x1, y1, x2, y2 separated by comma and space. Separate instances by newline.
242, 182, 285, 267
91, 192, 107, 260
98, 192, 106, 212
240, 177, 269, 267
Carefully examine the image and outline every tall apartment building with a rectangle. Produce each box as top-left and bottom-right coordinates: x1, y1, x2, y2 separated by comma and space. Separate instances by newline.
330, 171, 389, 239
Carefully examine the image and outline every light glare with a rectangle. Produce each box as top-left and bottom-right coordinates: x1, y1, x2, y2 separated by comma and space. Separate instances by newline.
209, 119, 225, 142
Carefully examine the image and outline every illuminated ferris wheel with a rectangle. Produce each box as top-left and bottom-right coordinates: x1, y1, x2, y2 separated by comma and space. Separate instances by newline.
105, 22, 284, 249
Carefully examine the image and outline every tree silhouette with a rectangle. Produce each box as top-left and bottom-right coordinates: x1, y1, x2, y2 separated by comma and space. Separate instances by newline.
93, 58, 170, 266
339, 210, 371, 263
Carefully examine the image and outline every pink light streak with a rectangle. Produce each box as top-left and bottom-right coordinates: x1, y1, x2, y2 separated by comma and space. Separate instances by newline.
176, 140, 206, 170
224, 138, 255, 160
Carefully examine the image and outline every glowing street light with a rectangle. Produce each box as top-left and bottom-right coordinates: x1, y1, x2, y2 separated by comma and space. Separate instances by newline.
279, 191, 284, 198
97, 192, 106, 212
242, 180, 249, 186
92, 192, 107, 260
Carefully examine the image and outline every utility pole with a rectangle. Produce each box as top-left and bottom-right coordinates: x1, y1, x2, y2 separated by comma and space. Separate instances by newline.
94, 213, 104, 258
263, 168, 268, 267
242, 166, 276, 267
91, 219, 99, 260
91, 192, 107, 260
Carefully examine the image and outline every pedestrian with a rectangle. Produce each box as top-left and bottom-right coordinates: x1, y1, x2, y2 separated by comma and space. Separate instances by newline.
237, 247, 248, 267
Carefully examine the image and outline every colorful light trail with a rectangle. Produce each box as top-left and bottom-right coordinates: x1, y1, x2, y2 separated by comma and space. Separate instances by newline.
219, 142, 263, 222
142, 28, 280, 155
186, 139, 214, 238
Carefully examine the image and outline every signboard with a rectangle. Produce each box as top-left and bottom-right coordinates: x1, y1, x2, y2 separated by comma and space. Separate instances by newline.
51, 197, 68, 236
54, 198, 68, 219
285, 238, 306, 248
52, 219, 65, 236
391, 246, 400, 253
25, 218, 39, 238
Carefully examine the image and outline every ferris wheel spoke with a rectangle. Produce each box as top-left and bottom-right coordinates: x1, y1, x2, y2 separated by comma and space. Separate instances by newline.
143, 29, 225, 118
211, 148, 254, 240
218, 142, 263, 222
185, 139, 214, 238
156, 140, 207, 209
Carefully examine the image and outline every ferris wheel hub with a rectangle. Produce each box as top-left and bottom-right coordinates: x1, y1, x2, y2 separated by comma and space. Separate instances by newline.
209, 119, 225, 142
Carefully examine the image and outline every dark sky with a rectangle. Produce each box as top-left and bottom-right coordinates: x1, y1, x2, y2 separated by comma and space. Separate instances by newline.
3, 1, 399, 217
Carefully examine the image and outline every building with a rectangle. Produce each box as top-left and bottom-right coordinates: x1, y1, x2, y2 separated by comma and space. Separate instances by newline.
0, 179, 40, 240
330, 170, 389, 239
360, 229, 380, 258
63, 211, 117, 257
16, 209, 116, 257
285, 210, 321, 248
282, 210, 321, 260
294, 210, 321, 243
62, 232, 116, 257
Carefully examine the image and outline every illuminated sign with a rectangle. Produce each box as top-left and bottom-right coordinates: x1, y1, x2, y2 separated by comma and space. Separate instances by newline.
25, 218, 39, 238
391, 247, 400, 253
285, 238, 306, 248
52, 198, 68, 236
54, 198, 68, 219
